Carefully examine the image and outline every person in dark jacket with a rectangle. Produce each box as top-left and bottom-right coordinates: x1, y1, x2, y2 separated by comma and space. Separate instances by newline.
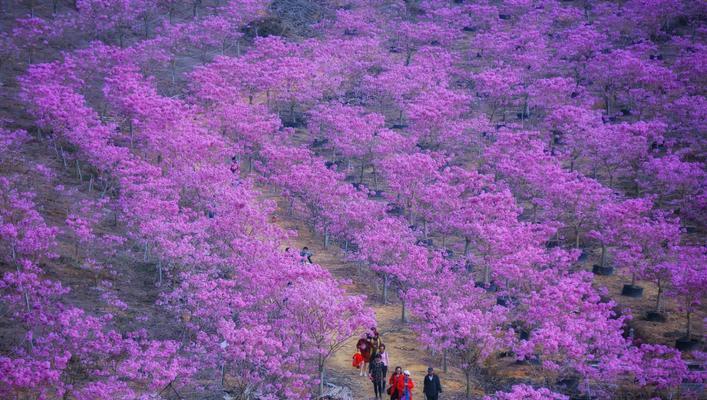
369, 354, 386, 399
423, 367, 442, 400
300, 246, 313, 263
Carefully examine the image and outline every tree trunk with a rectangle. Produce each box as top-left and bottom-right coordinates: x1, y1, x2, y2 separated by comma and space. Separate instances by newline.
360, 161, 365, 184
13, 248, 33, 352
443, 349, 448, 372
600, 243, 607, 268
465, 370, 471, 399
318, 356, 325, 396
383, 274, 388, 305
575, 226, 581, 248
483, 265, 490, 285
685, 307, 691, 340
59, 144, 67, 169
76, 160, 82, 180
655, 279, 662, 313
604, 91, 611, 116
464, 237, 470, 256
52, 138, 60, 157
401, 298, 407, 323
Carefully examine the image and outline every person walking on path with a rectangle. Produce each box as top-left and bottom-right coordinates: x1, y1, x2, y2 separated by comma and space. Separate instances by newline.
423, 367, 442, 400
357, 334, 372, 376
388, 366, 403, 399
370, 326, 383, 359
369, 354, 386, 399
378, 344, 389, 379
396, 370, 414, 400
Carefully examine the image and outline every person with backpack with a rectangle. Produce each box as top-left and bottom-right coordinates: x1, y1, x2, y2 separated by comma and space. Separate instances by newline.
369, 354, 386, 399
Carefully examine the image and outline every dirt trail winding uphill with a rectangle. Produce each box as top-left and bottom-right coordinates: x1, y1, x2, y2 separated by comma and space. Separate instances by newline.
259, 186, 472, 400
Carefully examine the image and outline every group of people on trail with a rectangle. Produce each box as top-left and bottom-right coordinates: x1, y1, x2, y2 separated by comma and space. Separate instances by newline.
353, 327, 443, 400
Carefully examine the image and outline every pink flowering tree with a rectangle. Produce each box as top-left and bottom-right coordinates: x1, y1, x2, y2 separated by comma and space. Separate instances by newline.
75, 0, 157, 47
544, 105, 603, 171
409, 281, 511, 398
308, 102, 386, 182
483, 384, 568, 400
665, 246, 707, 343
514, 273, 634, 396
632, 344, 690, 398
610, 202, 680, 293
404, 86, 473, 152
391, 20, 459, 66
282, 278, 374, 395
11, 16, 60, 64
641, 153, 707, 225
540, 175, 611, 248
586, 47, 681, 117
450, 189, 524, 285
354, 217, 428, 319
473, 66, 523, 121
380, 153, 444, 225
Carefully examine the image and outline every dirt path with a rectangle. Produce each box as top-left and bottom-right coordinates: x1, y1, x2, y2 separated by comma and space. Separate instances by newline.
260, 186, 470, 400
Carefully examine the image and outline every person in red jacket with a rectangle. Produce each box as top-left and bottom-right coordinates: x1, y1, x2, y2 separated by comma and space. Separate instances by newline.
356, 334, 372, 376
396, 370, 414, 400
388, 366, 402, 399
